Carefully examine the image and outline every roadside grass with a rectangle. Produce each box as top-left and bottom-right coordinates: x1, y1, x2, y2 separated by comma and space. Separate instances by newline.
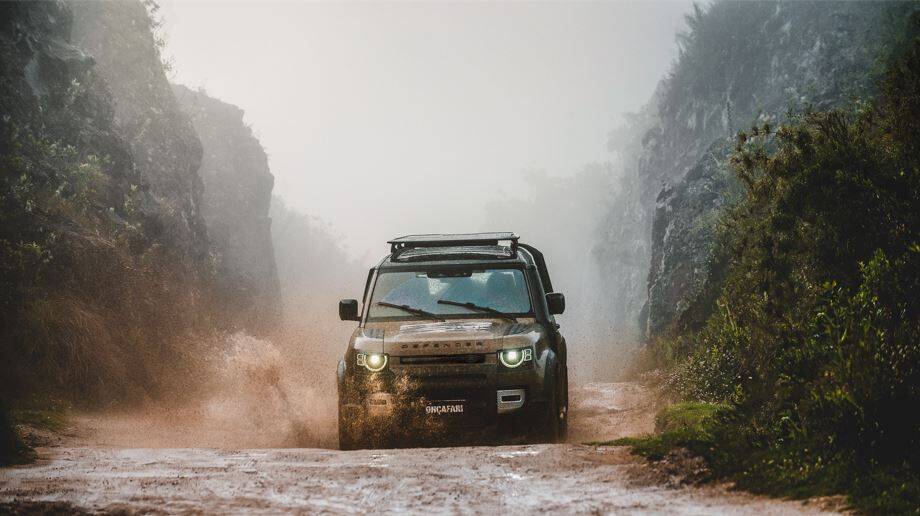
591, 402, 723, 460
595, 401, 920, 514
1, 396, 69, 465
10, 407, 68, 432
7, 394, 70, 431
0, 402, 32, 465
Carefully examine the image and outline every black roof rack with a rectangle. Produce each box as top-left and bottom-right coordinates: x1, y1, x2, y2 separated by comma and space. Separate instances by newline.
388, 232, 519, 260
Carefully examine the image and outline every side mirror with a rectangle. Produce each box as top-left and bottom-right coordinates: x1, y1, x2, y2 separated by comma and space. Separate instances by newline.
339, 299, 359, 321
546, 292, 565, 315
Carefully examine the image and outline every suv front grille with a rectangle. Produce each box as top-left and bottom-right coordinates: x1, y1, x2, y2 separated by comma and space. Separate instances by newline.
398, 354, 485, 365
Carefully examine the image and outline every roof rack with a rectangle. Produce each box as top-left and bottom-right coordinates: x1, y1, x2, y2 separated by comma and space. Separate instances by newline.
388, 232, 519, 260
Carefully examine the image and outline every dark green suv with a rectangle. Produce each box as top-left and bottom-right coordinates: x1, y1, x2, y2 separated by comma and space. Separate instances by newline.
336, 233, 568, 449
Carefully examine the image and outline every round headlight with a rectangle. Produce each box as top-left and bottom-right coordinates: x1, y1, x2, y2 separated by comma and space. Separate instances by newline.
359, 352, 388, 372
499, 348, 525, 368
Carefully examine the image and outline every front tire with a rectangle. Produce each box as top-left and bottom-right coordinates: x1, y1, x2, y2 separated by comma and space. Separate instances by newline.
538, 364, 568, 444
531, 365, 560, 443
557, 365, 568, 441
543, 387, 560, 443
338, 404, 356, 450
338, 381, 366, 450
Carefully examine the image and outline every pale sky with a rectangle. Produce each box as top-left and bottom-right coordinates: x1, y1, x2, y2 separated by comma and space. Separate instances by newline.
159, 1, 690, 257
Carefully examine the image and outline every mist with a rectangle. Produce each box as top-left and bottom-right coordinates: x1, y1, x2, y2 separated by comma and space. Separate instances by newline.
160, 1, 689, 253
157, 1, 691, 382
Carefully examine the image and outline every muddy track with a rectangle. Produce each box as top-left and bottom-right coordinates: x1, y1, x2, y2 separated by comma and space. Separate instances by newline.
0, 383, 838, 514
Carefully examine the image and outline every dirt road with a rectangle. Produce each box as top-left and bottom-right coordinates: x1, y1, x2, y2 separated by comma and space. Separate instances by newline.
0, 383, 837, 514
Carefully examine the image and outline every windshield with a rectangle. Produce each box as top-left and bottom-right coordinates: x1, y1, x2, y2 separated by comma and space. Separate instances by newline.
367, 269, 531, 320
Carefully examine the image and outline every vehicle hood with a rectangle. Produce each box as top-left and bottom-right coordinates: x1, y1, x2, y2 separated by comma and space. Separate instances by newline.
353, 319, 543, 355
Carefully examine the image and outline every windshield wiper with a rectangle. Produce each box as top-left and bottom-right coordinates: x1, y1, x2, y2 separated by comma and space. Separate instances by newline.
437, 299, 518, 322
375, 301, 445, 321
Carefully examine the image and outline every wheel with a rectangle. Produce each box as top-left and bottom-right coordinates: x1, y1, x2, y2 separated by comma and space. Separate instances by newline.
337, 365, 358, 450
557, 366, 568, 441
533, 367, 560, 443
536, 364, 568, 444
338, 405, 357, 450
544, 387, 560, 443
338, 386, 367, 450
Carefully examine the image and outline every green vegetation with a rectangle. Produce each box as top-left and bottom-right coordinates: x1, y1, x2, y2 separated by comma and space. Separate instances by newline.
0, 402, 32, 465
602, 402, 723, 461
0, 73, 208, 404
1, 2, 219, 431
0, 396, 69, 465
8, 395, 70, 433
629, 11, 920, 514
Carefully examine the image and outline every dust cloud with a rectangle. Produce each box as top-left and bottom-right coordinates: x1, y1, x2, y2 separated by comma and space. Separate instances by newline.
81, 202, 362, 449
80, 333, 337, 449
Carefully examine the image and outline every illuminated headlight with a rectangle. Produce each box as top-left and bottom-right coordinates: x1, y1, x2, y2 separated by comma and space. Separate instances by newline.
498, 347, 533, 368
357, 352, 388, 372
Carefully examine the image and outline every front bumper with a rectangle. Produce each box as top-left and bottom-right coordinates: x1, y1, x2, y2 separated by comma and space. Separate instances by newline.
338, 354, 550, 442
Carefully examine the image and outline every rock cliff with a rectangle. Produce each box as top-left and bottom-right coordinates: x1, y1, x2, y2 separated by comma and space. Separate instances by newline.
0, 0, 278, 402
172, 85, 281, 334
596, 1, 911, 339
0, 0, 216, 401
70, 0, 208, 269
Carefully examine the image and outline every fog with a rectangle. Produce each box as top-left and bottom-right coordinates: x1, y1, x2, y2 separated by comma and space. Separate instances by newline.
159, 0, 691, 381
160, 1, 688, 252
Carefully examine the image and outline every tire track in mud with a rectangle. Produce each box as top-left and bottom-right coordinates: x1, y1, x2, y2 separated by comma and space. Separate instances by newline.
0, 383, 839, 514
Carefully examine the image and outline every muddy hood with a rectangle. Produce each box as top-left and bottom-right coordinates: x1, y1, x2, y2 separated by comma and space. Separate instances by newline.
355, 320, 543, 356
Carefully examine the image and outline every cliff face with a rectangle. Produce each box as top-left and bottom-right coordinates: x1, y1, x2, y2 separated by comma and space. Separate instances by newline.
596, 1, 910, 340
644, 1, 913, 338
645, 138, 742, 335
0, 1, 136, 213
0, 0, 215, 402
173, 85, 281, 334
70, 0, 208, 269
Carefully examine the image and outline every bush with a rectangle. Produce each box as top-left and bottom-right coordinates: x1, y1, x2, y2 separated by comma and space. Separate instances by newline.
658, 13, 920, 513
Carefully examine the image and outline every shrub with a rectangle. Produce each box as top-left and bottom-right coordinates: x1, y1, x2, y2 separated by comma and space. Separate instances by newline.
660, 13, 920, 512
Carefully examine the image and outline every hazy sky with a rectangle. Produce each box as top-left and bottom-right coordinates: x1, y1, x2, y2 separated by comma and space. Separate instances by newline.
159, 1, 691, 257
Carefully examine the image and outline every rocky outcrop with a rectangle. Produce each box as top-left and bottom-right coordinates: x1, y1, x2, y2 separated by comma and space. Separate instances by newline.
70, 0, 208, 270
596, 0, 911, 340
0, 1, 213, 402
69, 1, 283, 335
172, 85, 281, 334
1, 0, 285, 403
0, 1, 138, 208
645, 139, 741, 336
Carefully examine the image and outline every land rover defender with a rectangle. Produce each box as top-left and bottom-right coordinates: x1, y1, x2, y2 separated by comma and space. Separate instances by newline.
336, 233, 568, 449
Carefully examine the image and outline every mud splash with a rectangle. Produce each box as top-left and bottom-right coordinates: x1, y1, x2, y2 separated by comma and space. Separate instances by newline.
2, 383, 840, 515
567, 381, 657, 443
76, 342, 657, 450
77, 332, 337, 449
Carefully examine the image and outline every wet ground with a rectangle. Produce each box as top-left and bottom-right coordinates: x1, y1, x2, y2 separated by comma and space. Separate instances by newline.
0, 383, 839, 514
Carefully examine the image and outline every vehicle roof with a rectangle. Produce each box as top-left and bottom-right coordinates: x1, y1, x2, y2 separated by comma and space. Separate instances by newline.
375, 233, 554, 292
377, 245, 535, 269
388, 232, 517, 246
